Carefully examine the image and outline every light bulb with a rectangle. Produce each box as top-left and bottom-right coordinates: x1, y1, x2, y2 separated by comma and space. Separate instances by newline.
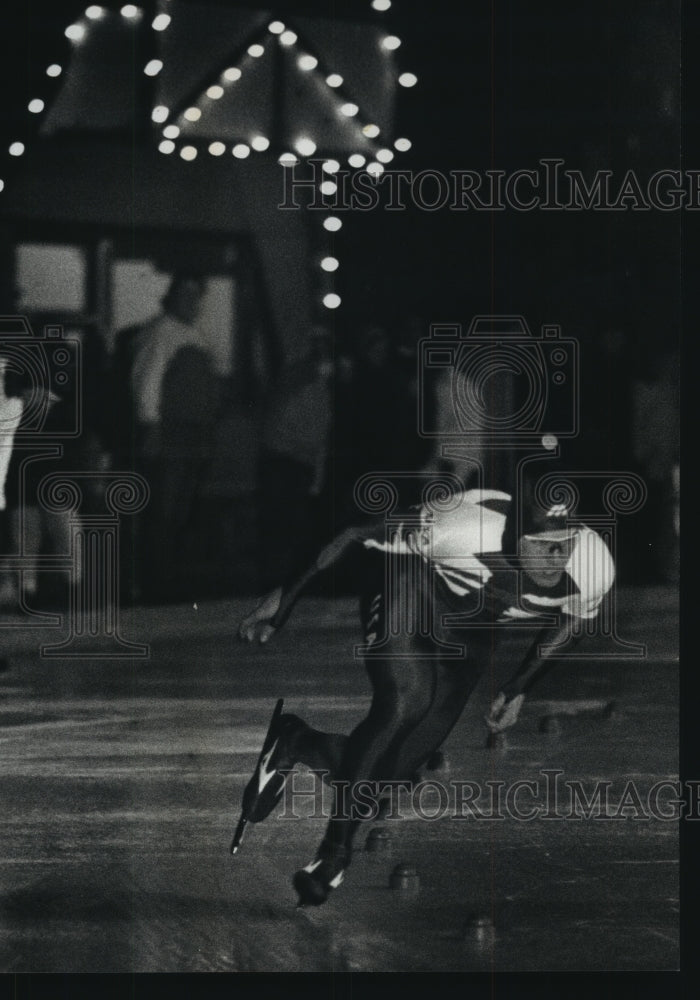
295, 137, 317, 156
298, 55, 318, 71
65, 24, 86, 42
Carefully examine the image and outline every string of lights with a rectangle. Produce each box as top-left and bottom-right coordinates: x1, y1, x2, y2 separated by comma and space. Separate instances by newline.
269, 5, 417, 312
0, 6, 148, 193
157, 22, 275, 161
152, 4, 416, 313
1, 0, 418, 317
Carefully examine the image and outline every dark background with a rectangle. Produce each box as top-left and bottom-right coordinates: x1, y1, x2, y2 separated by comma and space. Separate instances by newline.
0, 0, 687, 588
0, 0, 686, 338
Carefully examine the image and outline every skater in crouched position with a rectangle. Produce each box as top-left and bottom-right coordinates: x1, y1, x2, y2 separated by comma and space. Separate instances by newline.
234, 487, 615, 906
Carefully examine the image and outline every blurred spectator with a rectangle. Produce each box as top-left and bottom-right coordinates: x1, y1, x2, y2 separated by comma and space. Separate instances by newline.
115, 275, 218, 603
128, 275, 208, 459
259, 326, 334, 590
0, 326, 109, 607
153, 342, 220, 599
0, 357, 24, 513
631, 347, 679, 582
339, 322, 432, 510
199, 373, 262, 595
0, 357, 25, 604
416, 308, 494, 491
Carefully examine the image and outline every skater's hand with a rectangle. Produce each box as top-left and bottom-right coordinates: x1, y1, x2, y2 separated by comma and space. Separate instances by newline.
238, 588, 282, 644
485, 692, 525, 733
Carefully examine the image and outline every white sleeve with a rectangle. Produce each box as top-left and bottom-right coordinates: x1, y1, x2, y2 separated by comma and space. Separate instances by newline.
563, 529, 615, 620
131, 331, 168, 425
0, 397, 24, 510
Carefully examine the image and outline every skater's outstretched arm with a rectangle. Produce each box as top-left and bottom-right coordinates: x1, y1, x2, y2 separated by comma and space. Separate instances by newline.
485, 621, 580, 733
238, 521, 382, 643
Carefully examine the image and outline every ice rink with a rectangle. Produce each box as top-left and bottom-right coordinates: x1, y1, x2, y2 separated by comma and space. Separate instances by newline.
0, 586, 679, 973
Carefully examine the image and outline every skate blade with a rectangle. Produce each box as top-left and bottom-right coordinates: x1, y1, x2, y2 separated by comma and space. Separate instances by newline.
230, 815, 247, 855
229, 697, 285, 855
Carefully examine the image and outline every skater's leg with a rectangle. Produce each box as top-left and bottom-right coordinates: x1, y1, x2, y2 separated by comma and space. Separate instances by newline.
293, 651, 437, 904
311, 653, 437, 858
297, 636, 490, 892
385, 655, 486, 781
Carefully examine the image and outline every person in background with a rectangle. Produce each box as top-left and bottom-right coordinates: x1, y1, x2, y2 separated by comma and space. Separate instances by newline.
0, 356, 26, 609
331, 320, 433, 586
258, 326, 334, 592
199, 372, 262, 597
631, 347, 680, 583
0, 357, 24, 514
0, 327, 109, 608
347, 324, 421, 479
155, 342, 220, 600
115, 274, 216, 602
129, 274, 208, 461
